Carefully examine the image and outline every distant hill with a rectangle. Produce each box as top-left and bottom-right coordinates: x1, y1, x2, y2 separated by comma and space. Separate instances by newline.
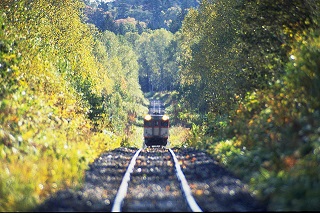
83, 0, 200, 34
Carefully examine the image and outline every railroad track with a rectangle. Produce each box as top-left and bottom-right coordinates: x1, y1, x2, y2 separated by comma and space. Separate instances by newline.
34, 147, 267, 212
112, 147, 203, 212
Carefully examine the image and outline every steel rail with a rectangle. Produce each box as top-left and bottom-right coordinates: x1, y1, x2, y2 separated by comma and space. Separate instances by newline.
111, 147, 203, 212
111, 148, 142, 212
168, 148, 203, 212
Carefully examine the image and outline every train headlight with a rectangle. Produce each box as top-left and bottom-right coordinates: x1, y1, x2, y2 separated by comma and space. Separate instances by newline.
144, 114, 152, 121
162, 115, 169, 121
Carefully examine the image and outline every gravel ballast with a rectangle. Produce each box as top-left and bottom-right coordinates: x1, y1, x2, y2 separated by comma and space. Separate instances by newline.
34, 147, 267, 212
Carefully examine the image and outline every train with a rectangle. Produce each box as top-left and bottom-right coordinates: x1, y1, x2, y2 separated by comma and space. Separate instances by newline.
143, 100, 169, 147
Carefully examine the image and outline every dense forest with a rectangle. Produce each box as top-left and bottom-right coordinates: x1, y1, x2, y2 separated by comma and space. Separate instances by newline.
83, 0, 199, 33
1, 0, 320, 211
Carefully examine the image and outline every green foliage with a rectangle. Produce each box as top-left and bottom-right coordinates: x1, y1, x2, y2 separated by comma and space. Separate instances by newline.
0, 0, 146, 211
0, 19, 20, 98
210, 70, 320, 210
133, 29, 180, 92
94, 30, 147, 134
85, 0, 199, 33
178, 0, 320, 116
209, 138, 242, 165
169, 126, 190, 148
178, 0, 241, 114
178, 0, 320, 211
1, 0, 319, 211
285, 30, 320, 109
0, 33, 18, 99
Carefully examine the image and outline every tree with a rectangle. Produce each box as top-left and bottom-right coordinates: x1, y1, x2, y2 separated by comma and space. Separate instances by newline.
135, 29, 179, 92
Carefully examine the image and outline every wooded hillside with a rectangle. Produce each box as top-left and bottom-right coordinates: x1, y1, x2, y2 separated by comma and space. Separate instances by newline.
0, 0, 147, 210
83, 0, 200, 33
1, 0, 320, 211
176, 0, 320, 210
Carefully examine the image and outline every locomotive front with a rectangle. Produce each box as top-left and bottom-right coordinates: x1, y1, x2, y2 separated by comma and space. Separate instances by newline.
143, 100, 169, 147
